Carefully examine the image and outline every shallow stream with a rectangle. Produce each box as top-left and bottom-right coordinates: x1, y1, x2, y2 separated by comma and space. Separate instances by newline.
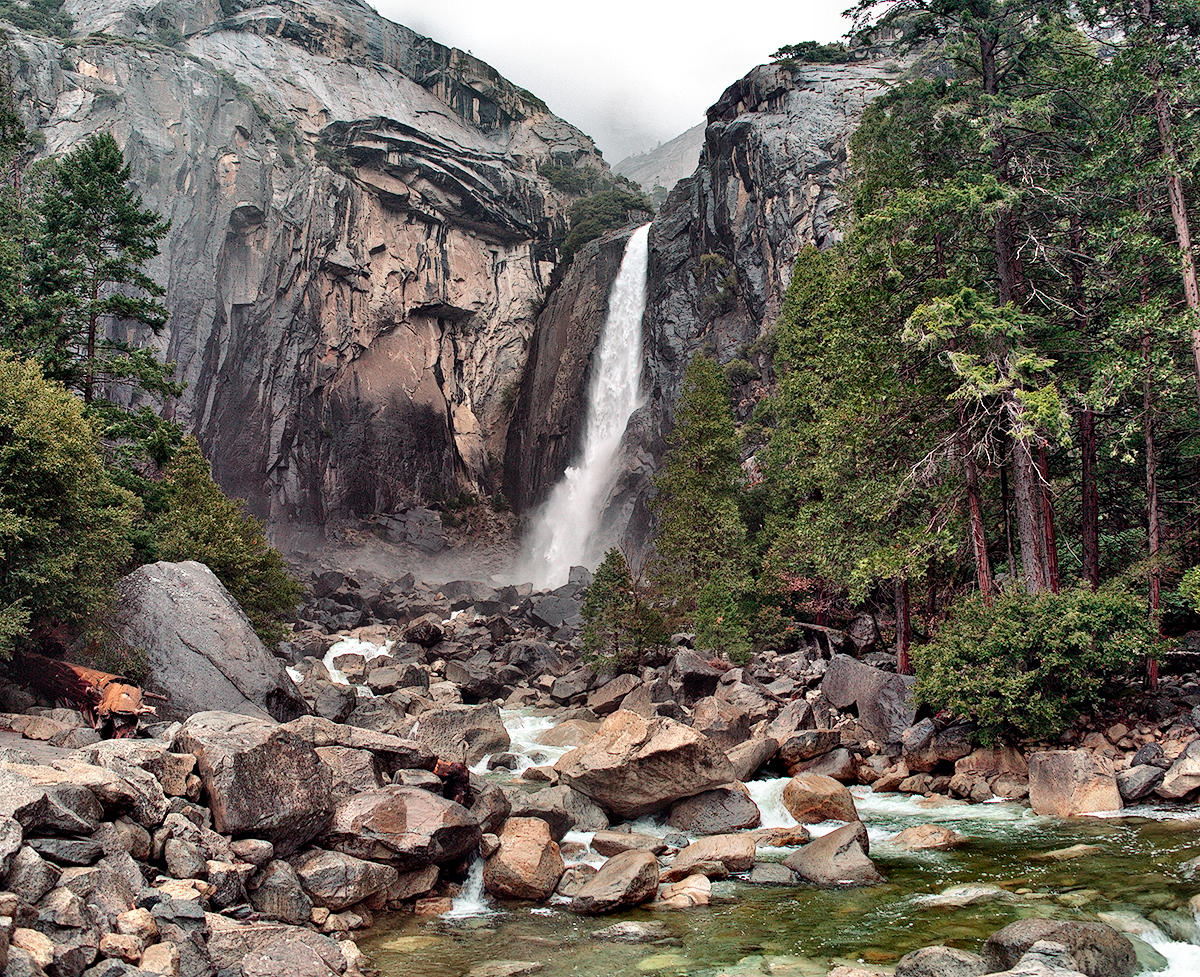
362, 710, 1200, 977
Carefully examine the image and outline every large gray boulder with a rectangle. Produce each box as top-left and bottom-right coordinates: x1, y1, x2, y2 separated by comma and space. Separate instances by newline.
782, 821, 883, 887
554, 710, 736, 819
172, 711, 333, 854
109, 561, 307, 722
820, 654, 915, 743
569, 850, 659, 915
1028, 751, 1121, 817
982, 918, 1136, 977
405, 704, 510, 766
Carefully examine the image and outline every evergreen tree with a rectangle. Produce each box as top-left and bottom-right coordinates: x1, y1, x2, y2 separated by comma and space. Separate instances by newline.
152, 438, 303, 645
25, 132, 180, 459
581, 547, 667, 670
652, 354, 752, 656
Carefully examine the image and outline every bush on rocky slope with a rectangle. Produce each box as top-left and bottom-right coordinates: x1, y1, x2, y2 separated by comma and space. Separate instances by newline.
913, 583, 1164, 744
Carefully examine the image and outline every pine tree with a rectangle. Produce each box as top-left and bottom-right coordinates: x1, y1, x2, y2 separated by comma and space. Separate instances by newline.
26, 133, 180, 451
652, 354, 752, 656
581, 547, 667, 670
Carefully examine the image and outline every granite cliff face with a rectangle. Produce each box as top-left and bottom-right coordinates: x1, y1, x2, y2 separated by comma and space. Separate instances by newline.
10, 0, 605, 525
504, 56, 906, 552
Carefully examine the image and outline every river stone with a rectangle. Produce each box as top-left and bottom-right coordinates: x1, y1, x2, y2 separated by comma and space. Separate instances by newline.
820, 654, 915, 743
666, 783, 761, 835
506, 784, 608, 840
890, 824, 967, 851
570, 850, 659, 914
690, 697, 752, 752
781, 773, 859, 823
782, 821, 884, 887
1028, 751, 1121, 817
726, 737, 779, 782
1116, 764, 1164, 803
483, 817, 564, 901
291, 848, 399, 911
777, 730, 841, 773
652, 873, 711, 910
1156, 739, 1200, 799
894, 945, 987, 977
407, 704, 510, 765
592, 920, 672, 943
172, 711, 333, 854
554, 710, 735, 819
537, 720, 599, 748
589, 830, 668, 857
322, 785, 481, 870
665, 833, 755, 880
109, 561, 307, 722
982, 918, 1136, 977
249, 860, 313, 925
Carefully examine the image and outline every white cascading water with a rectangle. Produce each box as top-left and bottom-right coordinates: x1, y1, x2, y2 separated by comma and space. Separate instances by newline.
519, 223, 652, 589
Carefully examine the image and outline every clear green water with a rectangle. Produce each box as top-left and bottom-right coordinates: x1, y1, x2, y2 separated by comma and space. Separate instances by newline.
361, 788, 1200, 977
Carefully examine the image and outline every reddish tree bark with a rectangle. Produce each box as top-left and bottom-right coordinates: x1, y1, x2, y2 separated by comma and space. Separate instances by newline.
895, 578, 912, 676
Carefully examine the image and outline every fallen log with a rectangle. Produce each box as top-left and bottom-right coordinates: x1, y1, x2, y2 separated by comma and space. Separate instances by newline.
12, 651, 157, 738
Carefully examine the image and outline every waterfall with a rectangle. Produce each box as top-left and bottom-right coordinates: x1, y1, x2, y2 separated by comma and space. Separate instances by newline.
443, 855, 492, 918
519, 223, 652, 589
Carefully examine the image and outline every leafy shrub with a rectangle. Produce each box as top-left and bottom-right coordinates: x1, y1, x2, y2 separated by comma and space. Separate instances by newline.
0, 0, 72, 37
0, 354, 138, 657
725, 358, 758, 386
151, 438, 302, 645
694, 572, 752, 665
912, 583, 1162, 744
770, 41, 851, 65
582, 548, 668, 671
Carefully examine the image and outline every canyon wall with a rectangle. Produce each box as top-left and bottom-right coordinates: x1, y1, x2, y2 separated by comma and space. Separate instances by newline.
11, 0, 605, 525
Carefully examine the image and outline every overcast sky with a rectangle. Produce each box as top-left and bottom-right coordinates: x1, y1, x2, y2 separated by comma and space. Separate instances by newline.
372, 1, 853, 163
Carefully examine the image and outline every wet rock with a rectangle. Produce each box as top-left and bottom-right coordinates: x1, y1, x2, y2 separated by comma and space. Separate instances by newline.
982, 918, 1136, 977
554, 710, 735, 819
506, 785, 608, 840
1116, 765, 1164, 803
821, 654, 915, 743
690, 697, 752, 752
1156, 739, 1200, 800
894, 945, 987, 977
725, 737, 778, 782
465, 962, 543, 977
536, 719, 599, 748
651, 873, 711, 910
746, 862, 799, 885
109, 561, 307, 723
570, 850, 659, 914
890, 824, 967, 851
172, 712, 333, 854
665, 833, 755, 880
406, 704, 510, 766
590, 830, 668, 857
1028, 751, 1121, 817
291, 848, 399, 911
783, 821, 883, 887
777, 730, 842, 773
666, 783, 761, 835
781, 773, 859, 823
591, 920, 672, 943
322, 785, 481, 870
790, 747, 858, 783
483, 817, 564, 901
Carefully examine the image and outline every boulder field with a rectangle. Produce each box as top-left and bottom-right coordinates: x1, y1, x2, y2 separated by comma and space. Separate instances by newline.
2, 560, 1199, 976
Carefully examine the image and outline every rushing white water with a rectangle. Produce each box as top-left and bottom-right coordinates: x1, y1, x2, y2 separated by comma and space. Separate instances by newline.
320, 636, 394, 693
442, 855, 493, 919
469, 709, 573, 775
519, 223, 652, 589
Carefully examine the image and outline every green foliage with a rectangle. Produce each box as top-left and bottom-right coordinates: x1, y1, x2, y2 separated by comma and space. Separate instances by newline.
0, 0, 72, 37
0, 354, 139, 657
653, 355, 753, 650
151, 438, 302, 645
913, 584, 1161, 744
581, 548, 668, 671
724, 358, 757, 386
770, 41, 851, 65
560, 187, 650, 263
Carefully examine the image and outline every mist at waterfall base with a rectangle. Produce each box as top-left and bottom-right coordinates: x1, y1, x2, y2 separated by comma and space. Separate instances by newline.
514, 223, 652, 590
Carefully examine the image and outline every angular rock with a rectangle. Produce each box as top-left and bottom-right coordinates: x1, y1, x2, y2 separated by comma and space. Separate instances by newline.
291, 848, 398, 911
322, 785, 481, 870
890, 824, 967, 851
667, 833, 755, 880
982, 918, 1136, 977
483, 817, 564, 901
570, 850, 659, 914
554, 710, 735, 819
1116, 764, 1164, 803
777, 730, 841, 773
506, 785, 608, 840
783, 821, 884, 887
821, 654, 915, 743
725, 737, 778, 783
666, 783, 761, 835
652, 873, 711, 910
248, 860, 313, 925
172, 712, 333, 853
782, 773, 859, 824
895, 945, 987, 977
690, 697, 751, 752
109, 561, 307, 723
1028, 751, 1121, 817
1156, 739, 1200, 800
589, 830, 668, 857
407, 704, 510, 765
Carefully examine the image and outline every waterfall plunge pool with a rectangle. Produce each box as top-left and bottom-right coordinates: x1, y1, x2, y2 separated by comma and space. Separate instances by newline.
362, 710, 1200, 977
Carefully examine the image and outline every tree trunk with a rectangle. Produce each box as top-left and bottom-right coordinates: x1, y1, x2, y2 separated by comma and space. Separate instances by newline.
1144, 329, 1162, 690
1080, 407, 1100, 589
964, 440, 993, 603
1012, 433, 1048, 594
1000, 450, 1015, 580
1142, 3, 1200, 412
895, 578, 912, 676
1037, 447, 1061, 594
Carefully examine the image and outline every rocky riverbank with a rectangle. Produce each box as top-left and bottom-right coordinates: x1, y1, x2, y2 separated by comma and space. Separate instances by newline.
2, 560, 1200, 977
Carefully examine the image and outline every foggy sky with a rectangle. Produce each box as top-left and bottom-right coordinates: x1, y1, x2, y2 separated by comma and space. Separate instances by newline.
371, 1, 852, 163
